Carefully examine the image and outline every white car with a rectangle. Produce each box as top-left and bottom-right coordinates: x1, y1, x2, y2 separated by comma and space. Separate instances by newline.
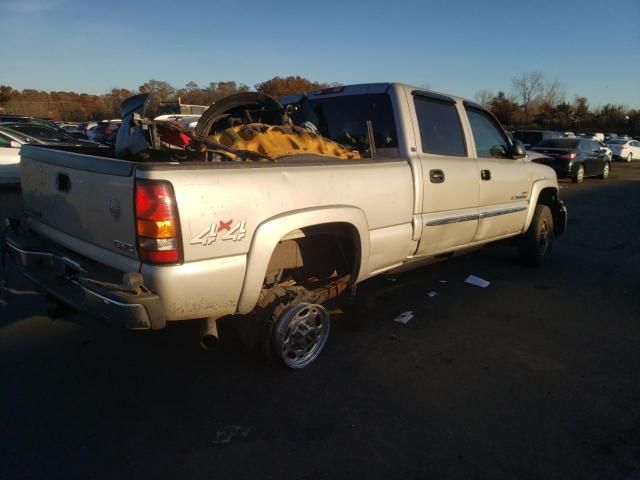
0, 127, 29, 184
605, 139, 640, 162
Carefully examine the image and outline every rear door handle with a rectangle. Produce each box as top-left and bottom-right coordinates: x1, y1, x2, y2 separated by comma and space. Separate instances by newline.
481, 169, 491, 181
57, 173, 71, 192
429, 169, 445, 183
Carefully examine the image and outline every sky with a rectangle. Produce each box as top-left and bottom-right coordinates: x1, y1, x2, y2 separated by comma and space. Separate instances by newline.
1, 0, 639, 108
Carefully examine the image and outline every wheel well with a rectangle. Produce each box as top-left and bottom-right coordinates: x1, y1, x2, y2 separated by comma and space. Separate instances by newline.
537, 187, 563, 235
262, 222, 361, 290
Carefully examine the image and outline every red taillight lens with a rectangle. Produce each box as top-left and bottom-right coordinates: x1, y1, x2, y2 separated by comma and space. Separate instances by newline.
558, 152, 576, 160
135, 180, 182, 264
104, 127, 112, 135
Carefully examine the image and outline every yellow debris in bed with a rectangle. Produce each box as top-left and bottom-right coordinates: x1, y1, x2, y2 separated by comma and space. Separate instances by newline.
211, 123, 361, 160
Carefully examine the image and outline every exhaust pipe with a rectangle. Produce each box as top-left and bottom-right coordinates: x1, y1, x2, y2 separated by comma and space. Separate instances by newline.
200, 317, 219, 349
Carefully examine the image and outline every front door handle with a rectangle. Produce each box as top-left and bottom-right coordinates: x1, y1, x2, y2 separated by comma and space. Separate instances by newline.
481, 169, 491, 181
430, 169, 445, 183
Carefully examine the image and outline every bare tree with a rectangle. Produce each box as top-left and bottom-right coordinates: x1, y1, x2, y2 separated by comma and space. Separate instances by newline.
541, 79, 565, 107
512, 71, 544, 125
475, 89, 494, 108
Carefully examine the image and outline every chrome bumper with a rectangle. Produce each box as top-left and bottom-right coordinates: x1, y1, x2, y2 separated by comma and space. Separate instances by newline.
3, 230, 165, 330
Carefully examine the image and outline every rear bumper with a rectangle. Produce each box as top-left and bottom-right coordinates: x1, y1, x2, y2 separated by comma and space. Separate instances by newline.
3, 229, 165, 330
532, 159, 574, 177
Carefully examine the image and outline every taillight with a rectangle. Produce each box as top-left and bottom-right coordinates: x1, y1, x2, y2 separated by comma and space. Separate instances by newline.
104, 127, 112, 135
558, 152, 576, 160
135, 180, 182, 264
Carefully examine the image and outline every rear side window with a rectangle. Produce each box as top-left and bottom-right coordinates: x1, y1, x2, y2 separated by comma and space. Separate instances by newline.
0, 133, 10, 147
308, 94, 398, 150
414, 96, 466, 156
466, 108, 509, 158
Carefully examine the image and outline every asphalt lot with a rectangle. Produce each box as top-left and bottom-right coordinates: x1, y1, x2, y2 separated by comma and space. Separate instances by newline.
1, 162, 639, 480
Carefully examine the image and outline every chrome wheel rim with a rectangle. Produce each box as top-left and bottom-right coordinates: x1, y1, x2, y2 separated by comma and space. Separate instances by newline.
627, 154, 632, 163
603, 164, 609, 178
577, 166, 584, 182
277, 303, 330, 369
539, 219, 551, 256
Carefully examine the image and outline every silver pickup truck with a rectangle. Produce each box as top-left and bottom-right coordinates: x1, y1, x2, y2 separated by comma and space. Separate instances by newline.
3, 82, 566, 368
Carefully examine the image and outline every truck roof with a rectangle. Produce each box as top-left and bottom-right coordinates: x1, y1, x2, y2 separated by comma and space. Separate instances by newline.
280, 82, 467, 105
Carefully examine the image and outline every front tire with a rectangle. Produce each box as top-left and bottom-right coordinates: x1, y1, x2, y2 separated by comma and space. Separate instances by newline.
626, 153, 633, 163
519, 205, 554, 267
599, 162, 610, 179
572, 164, 585, 183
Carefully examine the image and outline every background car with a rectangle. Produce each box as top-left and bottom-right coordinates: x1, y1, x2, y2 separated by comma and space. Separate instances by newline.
605, 138, 640, 162
70, 121, 98, 138
89, 119, 121, 145
512, 129, 563, 148
0, 114, 60, 130
530, 137, 610, 183
0, 127, 30, 185
0, 123, 105, 148
0, 115, 87, 139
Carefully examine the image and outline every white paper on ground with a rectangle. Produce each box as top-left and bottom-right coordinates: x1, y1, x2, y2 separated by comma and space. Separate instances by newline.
427, 291, 438, 298
464, 275, 491, 288
393, 311, 414, 324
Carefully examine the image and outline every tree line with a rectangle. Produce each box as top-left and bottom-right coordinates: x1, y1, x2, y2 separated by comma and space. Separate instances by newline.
1, 73, 638, 135
476, 71, 639, 135
0, 76, 331, 122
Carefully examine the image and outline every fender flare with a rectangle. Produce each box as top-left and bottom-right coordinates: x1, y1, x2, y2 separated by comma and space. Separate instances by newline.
236, 206, 370, 314
522, 178, 560, 233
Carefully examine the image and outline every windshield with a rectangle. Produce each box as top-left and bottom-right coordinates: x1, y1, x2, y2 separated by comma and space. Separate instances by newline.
6, 124, 69, 141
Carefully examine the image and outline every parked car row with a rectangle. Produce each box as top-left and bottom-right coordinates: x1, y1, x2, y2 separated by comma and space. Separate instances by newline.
514, 128, 638, 163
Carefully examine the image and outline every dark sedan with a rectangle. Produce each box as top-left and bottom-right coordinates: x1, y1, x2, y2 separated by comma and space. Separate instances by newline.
530, 138, 610, 183
90, 120, 121, 145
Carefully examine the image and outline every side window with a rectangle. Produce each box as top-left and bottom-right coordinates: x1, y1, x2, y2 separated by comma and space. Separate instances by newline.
465, 108, 509, 158
590, 141, 600, 153
0, 133, 11, 148
413, 96, 466, 156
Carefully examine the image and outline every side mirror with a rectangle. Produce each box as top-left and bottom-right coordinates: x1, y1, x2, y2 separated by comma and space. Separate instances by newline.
490, 145, 508, 157
511, 140, 526, 159
9, 140, 21, 148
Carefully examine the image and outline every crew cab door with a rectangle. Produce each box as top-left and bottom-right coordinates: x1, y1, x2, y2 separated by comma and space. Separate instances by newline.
463, 105, 529, 242
409, 92, 480, 255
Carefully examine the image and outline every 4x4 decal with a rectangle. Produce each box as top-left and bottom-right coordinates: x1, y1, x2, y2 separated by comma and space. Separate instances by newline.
190, 220, 247, 245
